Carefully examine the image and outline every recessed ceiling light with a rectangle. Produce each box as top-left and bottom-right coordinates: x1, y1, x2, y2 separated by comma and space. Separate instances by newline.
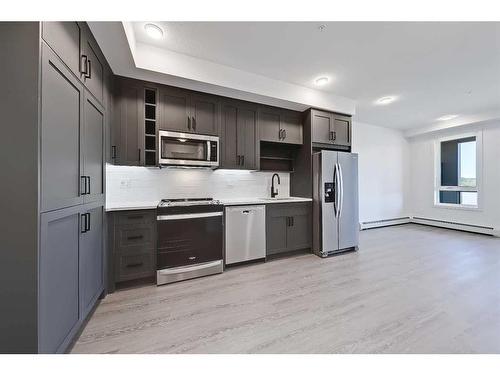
437, 114, 459, 121
375, 96, 397, 105
144, 23, 164, 40
314, 76, 330, 86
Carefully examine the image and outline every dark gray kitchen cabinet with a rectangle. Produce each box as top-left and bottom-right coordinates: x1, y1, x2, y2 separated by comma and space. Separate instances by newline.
42, 22, 104, 106
108, 210, 156, 289
114, 78, 143, 166
311, 109, 351, 148
191, 93, 220, 135
259, 106, 303, 145
83, 93, 105, 204
2, 23, 110, 353
159, 88, 219, 136
41, 22, 81, 79
259, 106, 281, 142
311, 109, 333, 144
266, 202, 312, 256
81, 28, 104, 104
220, 100, 258, 170
79, 206, 104, 317
39, 207, 81, 354
280, 110, 303, 145
39, 203, 104, 353
40, 43, 84, 212
159, 86, 191, 133
332, 114, 351, 147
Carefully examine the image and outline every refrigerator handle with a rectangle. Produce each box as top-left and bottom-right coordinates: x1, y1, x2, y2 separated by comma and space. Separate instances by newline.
338, 162, 344, 217
334, 163, 340, 218
332, 163, 338, 217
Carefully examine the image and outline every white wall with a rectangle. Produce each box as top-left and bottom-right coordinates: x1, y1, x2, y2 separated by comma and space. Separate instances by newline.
408, 121, 500, 230
106, 165, 290, 207
352, 121, 410, 224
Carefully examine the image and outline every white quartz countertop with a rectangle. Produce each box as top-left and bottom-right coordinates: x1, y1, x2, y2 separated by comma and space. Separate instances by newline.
105, 197, 312, 212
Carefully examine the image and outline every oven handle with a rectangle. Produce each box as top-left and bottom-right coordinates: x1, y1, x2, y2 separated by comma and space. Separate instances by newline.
157, 212, 223, 221
158, 260, 222, 275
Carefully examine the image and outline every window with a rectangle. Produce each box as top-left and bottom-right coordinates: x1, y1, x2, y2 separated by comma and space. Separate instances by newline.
435, 133, 481, 208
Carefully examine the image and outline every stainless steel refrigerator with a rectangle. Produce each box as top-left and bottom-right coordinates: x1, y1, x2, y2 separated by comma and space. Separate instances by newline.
312, 150, 359, 257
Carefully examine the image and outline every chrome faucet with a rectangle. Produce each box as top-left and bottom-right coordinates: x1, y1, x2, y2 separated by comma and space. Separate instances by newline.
271, 173, 280, 198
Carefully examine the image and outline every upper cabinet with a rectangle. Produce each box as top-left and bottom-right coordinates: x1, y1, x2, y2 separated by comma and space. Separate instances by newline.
258, 106, 303, 145
80, 27, 104, 104
220, 100, 258, 170
159, 87, 219, 136
42, 22, 104, 105
310, 109, 351, 148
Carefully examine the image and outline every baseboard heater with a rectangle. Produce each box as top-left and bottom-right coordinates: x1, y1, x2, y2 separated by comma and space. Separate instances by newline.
411, 216, 497, 236
360, 217, 411, 230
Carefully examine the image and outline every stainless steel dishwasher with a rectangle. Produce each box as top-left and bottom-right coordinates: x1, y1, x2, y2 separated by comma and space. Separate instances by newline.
225, 205, 266, 265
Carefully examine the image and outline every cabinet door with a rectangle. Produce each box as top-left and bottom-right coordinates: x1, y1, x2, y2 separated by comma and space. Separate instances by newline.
287, 209, 312, 251
191, 93, 219, 135
41, 44, 84, 212
83, 93, 105, 204
42, 22, 82, 79
333, 115, 351, 147
80, 206, 104, 317
220, 102, 239, 169
281, 110, 303, 145
266, 206, 289, 255
39, 207, 81, 353
81, 31, 104, 104
311, 109, 333, 144
238, 106, 258, 170
117, 80, 142, 165
159, 86, 190, 132
259, 106, 281, 142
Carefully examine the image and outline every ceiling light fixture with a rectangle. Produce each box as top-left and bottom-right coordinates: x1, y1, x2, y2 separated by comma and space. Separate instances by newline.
314, 76, 330, 86
436, 114, 459, 121
144, 23, 164, 40
375, 96, 397, 105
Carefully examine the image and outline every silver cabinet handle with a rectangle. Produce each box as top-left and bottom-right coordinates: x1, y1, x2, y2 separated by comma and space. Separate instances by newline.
157, 212, 223, 221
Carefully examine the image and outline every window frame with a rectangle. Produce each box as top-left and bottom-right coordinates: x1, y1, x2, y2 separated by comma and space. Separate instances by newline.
433, 131, 483, 211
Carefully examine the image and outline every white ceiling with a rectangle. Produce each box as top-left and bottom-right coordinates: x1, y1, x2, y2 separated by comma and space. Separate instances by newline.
92, 22, 500, 131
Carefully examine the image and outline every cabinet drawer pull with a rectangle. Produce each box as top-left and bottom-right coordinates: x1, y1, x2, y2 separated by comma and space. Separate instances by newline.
126, 262, 144, 268
85, 59, 92, 79
188, 256, 196, 260
80, 54, 88, 75
127, 215, 144, 220
127, 235, 144, 240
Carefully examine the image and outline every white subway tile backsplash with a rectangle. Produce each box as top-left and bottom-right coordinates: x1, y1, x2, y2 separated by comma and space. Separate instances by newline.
106, 164, 290, 206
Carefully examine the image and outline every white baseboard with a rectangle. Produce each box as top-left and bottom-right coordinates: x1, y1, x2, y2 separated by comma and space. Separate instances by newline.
360, 217, 411, 230
360, 216, 498, 236
410, 216, 497, 236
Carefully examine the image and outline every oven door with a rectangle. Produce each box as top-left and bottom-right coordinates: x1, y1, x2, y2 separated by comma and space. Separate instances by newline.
158, 131, 219, 167
157, 212, 223, 270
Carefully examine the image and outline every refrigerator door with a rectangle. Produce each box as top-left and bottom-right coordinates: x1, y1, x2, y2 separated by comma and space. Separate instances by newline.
320, 151, 339, 255
337, 152, 359, 250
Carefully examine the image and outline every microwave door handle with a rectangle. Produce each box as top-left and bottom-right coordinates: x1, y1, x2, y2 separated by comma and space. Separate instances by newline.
206, 141, 211, 162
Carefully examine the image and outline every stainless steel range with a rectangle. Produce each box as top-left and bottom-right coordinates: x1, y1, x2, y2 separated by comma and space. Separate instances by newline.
156, 198, 224, 285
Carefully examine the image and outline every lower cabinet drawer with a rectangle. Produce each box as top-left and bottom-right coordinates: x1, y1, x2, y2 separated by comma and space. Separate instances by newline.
115, 253, 155, 282
116, 226, 154, 250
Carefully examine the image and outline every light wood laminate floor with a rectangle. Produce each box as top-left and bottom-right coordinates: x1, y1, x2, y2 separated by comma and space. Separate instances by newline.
72, 224, 500, 353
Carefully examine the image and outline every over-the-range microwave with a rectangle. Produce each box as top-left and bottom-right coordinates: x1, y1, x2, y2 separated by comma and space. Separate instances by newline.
158, 130, 219, 168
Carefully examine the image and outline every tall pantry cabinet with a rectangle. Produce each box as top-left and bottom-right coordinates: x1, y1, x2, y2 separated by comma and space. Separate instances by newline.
0, 22, 112, 353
